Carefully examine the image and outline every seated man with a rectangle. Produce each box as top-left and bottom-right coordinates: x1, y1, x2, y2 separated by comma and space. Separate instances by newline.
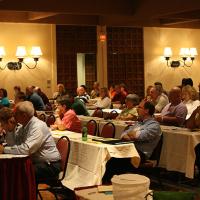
103, 101, 161, 182
52, 96, 82, 133
76, 86, 90, 101
155, 87, 187, 127
72, 96, 89, 116
116, 94, 139, 121
112, 84, 126, 105
26, 86, 45, 111
149, 85, 169, 113
0, 102, 61, 183
121, 101, 162, 159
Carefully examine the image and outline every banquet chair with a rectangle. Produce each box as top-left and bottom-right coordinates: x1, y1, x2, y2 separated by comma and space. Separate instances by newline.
87, 120, 97, 136
109, 110, 119, 119
138, 134, 163, 186
140, 134, 163, 168
92, 108, 103, 118
46, 114, 56, 127
38, 113, 46, 122
100, 122, 115, 138
37, 136, 70, 200
124, 124, 134, 131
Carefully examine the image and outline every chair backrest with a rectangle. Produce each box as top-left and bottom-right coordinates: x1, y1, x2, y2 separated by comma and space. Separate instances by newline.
46, 114, 56, 127
87, 120, 97, 136
56, 136, 70, 181
124, 124, 134, 131
109, 110, 119, 119
92, 108, 103, 118
149, 134, 163, 165
38, 113, 46, 122
101, 122, 115, 138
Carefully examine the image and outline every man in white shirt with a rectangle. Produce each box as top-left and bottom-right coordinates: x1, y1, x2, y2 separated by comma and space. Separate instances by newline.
0, 102, 61, 182
149, 85, 169, 113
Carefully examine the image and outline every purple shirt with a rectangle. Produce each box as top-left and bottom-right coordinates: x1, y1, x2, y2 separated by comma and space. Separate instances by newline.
161, 102, 187, 126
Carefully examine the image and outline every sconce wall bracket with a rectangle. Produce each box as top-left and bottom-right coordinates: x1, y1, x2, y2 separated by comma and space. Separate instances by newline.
170, 61, 181, 68
7, 62, 22, 70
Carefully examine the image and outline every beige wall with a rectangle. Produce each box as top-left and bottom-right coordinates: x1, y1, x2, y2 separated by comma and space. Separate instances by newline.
0, 23, 57, 99
144, 27, 200, 94
2, 24, 199, 100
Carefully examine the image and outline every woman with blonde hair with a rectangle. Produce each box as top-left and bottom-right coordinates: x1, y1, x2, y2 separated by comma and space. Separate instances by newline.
182, 85, 200, 119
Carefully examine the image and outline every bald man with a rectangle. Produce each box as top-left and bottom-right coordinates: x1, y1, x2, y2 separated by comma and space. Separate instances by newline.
76, 86, 90, 101
155, 87, 187, 126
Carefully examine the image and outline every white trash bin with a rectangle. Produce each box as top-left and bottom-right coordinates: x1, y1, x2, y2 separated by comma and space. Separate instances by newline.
111, 174, 150, 200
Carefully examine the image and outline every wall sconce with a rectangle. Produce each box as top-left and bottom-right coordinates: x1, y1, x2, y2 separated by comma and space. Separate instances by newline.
163, 47, 198, 67
0, 46, 42, 70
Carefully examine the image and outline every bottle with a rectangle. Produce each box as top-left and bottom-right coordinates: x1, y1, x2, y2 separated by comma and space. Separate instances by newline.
82, 126, 88, 141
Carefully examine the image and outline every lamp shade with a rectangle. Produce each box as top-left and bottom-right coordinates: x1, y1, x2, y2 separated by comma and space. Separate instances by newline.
164, 47, 172, 57
189, 48, 198, 57
30, 46, 42, 58
0, 46, 6, 58
16, 46, 27, 58
179, 48, 190, 57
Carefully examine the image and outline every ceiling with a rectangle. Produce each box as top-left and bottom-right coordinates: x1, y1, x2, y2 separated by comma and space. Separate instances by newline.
1, 0, 200, 28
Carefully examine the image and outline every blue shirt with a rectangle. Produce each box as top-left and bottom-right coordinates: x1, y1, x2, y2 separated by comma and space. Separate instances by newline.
4, 116, 60, 163
122, 117, 162, 159
0, 97, 10, 107
29, 92, 45, 111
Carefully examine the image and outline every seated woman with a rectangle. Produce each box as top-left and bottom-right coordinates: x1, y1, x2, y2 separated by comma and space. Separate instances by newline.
90, 81, 100, 99
51, 96, 81, 133
95, 87, 111, 109
0, 88, 10, 108
182, 85, 200, 120
116, 94, 139, 121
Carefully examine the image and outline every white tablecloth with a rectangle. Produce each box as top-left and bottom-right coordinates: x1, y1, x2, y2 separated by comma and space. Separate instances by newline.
52, 130, 140, 190
159, 125, 200, 178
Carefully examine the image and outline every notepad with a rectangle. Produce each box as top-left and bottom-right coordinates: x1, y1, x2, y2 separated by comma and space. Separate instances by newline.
92, 138, 134, 145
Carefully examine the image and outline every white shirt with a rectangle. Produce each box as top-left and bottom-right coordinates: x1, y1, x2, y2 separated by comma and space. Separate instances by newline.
95, 97, 111, 109
155, 93, 169, 112
4, 116, 61, 163
183, 99, 200, 120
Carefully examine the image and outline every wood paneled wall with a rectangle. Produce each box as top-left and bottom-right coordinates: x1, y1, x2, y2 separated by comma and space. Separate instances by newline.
107, 27, 144, 98
56, 26, 144, 98
56, 26, 97, 93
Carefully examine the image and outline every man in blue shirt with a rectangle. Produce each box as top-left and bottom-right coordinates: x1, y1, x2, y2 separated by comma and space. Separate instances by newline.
103, 101, 162, 183
121, 100, 162, 160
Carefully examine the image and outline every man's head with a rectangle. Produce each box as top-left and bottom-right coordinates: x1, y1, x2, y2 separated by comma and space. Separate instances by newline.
114, 84, 121, 94
77, 86, 85, 96
125, 94, 140, 109
93, 82, 99, 90
26, 86, 34, 96
0, 107, 16, 132
168, 87, 182, 105
14, 91, 26, 104
137, 100, 155, 119
14, 101, 35, 126
57, 84, 65, 93
149, 85, 162, 100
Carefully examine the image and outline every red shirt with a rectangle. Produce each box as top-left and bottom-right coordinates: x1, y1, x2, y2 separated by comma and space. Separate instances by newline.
61, 109, 81, 133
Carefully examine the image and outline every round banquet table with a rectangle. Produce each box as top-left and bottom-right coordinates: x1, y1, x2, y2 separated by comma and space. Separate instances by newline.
0, 155, 36, 200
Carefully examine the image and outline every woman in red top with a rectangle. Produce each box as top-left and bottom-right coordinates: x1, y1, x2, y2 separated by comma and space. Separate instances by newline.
51, 96, 81, 133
